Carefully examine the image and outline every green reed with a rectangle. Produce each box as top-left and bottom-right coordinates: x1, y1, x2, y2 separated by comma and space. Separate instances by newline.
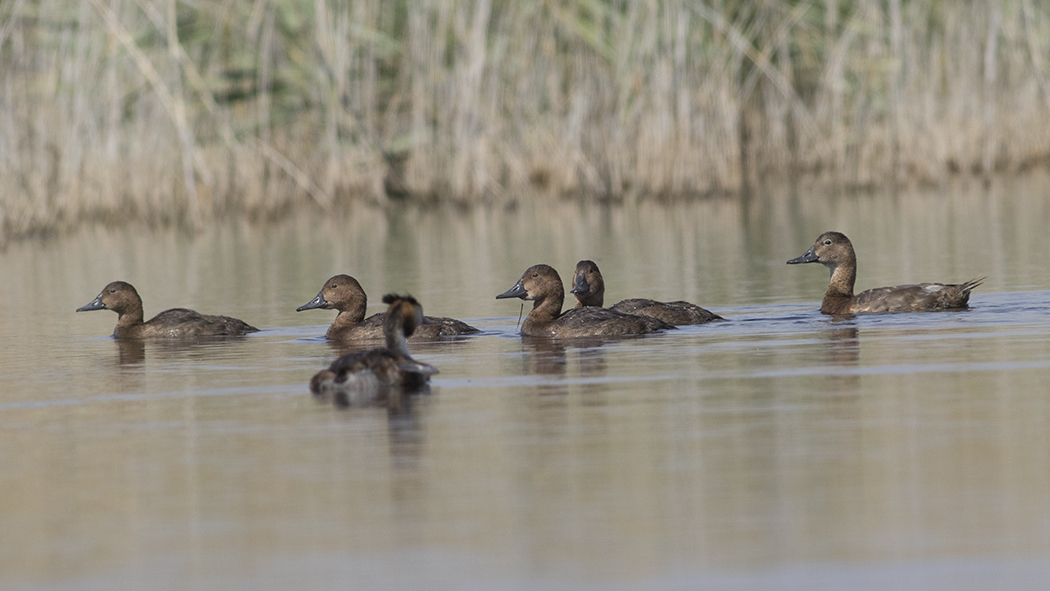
1, 0, 1048, 242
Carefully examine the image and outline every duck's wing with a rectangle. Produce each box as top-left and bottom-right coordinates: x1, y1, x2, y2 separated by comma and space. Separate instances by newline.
147, 308, 258, 336
610, 298, 724, 325
416, 315, 480, 336
553, 307, 674, 336
851, 278, 982, 313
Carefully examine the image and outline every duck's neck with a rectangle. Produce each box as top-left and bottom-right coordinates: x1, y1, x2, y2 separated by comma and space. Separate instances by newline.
383, 313, 412, 357
326, 299, 368, 339
826, 262, 856, 298
385, 329, 410, 357
116, 301, 145, 329
820, 262, 856, 315
328, 312, 359, 339
574, 291, 603, 308
526, 291, 565, 327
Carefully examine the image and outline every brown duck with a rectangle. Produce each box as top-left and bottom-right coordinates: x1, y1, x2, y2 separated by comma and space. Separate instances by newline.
76, 281, 258, 338
496, 264, 674, 338
309, 294, 439, 406
297, 274, 478, 341
787, 231, 984, 315
570, 259, 724, 325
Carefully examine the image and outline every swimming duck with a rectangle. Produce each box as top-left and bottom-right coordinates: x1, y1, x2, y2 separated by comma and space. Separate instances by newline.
76, 281, 258, 338
787, 231, 984, 314
496, 264, 674, 338
309, 294, 438, 406
296, 274, 479, 340
570, 259, 724, 325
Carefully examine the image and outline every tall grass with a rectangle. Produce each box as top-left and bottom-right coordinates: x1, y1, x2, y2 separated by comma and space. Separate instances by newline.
2, 1, 1049, 241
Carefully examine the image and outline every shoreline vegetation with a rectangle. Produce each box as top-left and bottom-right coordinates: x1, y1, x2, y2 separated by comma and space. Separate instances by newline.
2, 1, 1049, 243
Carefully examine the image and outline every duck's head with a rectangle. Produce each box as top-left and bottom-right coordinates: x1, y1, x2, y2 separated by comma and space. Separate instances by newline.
569, 260, 604, 306
496, 264, 565, 304
787, 231, 855, 275
76, 281, 142, 315
297, 274, 366, 312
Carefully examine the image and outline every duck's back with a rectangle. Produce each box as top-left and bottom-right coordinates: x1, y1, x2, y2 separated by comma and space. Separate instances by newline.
330, 349, 412, 386
355, 312, 478, 339
418, 315, 480, 337
525, 307, 673, 338
609, 298, 723, 325
135, 308, 259, 337
844, 278, 983, 314
312, 350, 402, 405
314, 347, 436, 404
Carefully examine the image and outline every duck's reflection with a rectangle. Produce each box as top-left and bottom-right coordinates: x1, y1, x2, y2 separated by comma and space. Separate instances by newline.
115, 339, 146, 365
111, 335, 255, 367
108, 336, 257, 398
825, 317, 860, 393
520, 336, 611, 398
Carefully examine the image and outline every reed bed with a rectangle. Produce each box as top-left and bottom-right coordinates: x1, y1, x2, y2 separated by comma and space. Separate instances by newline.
2, 0, 1049, 241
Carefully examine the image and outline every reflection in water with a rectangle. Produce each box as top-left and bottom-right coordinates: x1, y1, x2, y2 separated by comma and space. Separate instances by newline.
520, 337, 570, 397
115, 339, 146, 366
827, 319, 861, 393
112, 336, 258, 367
331, 383, 430, 413
520, 336, 610, 399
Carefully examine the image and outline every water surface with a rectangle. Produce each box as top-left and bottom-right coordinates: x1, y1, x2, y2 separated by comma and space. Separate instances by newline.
3, 178, 1050, 590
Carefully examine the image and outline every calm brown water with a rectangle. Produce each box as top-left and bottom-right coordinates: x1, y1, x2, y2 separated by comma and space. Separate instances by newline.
3, 177, 1050, 590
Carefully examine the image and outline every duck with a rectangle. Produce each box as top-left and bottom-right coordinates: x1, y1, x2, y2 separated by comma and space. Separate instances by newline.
495, 264, 674, 338
787, 231, 984, 314
309, 294, 438, 406
570, 259, 724, 325
296, 274, 479, 341
76, 281, 258, 338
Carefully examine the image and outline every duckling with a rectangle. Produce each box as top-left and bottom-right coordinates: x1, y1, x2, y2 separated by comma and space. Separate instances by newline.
495, 264, 674, 338
76, 281, 258, 338
570, 259, 724, 325
787, 231, 984, 315
309, 294, 439, 406
296, 274, 478, 341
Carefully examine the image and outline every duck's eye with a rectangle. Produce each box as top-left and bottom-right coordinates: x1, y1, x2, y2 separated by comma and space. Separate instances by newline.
823, 239, 832, 245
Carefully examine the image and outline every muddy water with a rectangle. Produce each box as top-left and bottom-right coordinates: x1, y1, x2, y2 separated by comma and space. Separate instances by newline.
3, 177, 1050, 590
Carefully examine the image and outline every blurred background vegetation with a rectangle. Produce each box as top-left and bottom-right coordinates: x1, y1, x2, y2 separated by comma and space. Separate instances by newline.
2, 0, 1049, 241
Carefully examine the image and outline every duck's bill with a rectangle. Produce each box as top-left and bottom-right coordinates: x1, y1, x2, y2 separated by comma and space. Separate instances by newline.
76, 295, 106, 312
569, 274, 589, 295
495, 279, 527, 300
296, 291, 328, 311
787, 248, 818, 265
